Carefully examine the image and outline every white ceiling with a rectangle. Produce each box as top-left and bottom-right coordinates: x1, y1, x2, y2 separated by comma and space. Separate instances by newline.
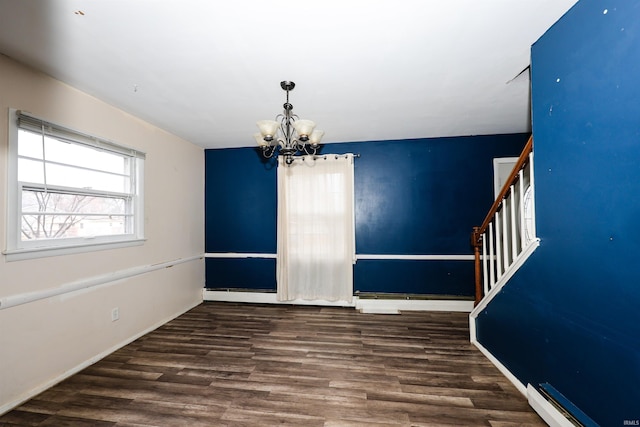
0, 0, 577, 150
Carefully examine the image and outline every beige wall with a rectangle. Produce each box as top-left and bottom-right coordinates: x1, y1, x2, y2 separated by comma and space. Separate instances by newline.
0, 54, 205, 413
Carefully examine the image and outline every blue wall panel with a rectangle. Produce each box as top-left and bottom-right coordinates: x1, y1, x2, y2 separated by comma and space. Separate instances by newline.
476, 1, 640, 425
355, 259, 475, 296
340, 136, 528, 255
205, 135, 528, 294
205, 148, 277, 253
205, 258, 276, 290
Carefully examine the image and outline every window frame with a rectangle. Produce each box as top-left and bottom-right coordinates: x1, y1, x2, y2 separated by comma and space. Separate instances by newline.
4, 109, 145, 261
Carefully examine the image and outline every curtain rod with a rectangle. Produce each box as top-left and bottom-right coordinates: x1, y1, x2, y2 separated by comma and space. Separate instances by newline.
292, 153, 360, 162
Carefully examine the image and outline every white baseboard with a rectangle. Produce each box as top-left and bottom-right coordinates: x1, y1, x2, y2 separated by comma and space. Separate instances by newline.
356, 298, 473, 314
202, 290, 356, 307
470, 338, 574, 426
0, 299, 201, 416
527, 384, 575, 427
471, 340, 528, 396
202, 290, 473, 313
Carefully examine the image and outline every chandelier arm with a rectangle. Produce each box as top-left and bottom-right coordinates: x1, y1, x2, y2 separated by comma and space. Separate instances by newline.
261, 145, 276, 158
301, 143, 318, 156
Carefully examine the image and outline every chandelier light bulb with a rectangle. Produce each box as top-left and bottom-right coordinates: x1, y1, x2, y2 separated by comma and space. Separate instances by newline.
309, 129, 324, 146
292, 120, 316, 140
256, 120, 279, 141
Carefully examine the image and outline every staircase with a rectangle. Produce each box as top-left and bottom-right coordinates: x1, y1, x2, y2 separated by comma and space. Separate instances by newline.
470, 135, 540, 312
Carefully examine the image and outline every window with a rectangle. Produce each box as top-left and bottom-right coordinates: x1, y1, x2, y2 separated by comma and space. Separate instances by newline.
5, 109, 145, 260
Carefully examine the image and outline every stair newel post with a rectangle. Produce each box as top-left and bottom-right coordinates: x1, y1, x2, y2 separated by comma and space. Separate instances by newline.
472, 227, 482, 306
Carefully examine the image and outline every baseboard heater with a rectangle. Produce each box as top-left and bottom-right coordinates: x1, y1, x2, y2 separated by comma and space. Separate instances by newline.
205, 287, 276, 293
205, 289, 473, 300
528, 383, 598, 427
355, 292, 474, 301
203, 289, 474, 313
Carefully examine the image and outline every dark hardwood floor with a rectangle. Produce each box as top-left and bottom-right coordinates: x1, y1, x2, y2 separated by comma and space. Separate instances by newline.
1, 302, 545, 426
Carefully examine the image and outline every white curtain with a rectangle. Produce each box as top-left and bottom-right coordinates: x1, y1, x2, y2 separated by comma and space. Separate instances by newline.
276, 154, 355, 302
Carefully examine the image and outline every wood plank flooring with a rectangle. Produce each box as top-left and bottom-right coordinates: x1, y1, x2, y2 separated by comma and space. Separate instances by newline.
0, 302, 545, 426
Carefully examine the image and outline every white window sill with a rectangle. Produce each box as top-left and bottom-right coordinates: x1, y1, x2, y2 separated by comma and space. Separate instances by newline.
3, 239, 146, 261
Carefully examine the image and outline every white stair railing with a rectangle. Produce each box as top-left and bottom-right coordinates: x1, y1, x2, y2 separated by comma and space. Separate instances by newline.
472, 136, 538, 305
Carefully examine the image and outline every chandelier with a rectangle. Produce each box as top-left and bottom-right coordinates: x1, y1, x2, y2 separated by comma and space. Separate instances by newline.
254, 81, 324, 165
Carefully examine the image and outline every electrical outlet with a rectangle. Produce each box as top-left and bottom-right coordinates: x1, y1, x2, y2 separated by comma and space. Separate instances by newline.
111, 307, 119, 322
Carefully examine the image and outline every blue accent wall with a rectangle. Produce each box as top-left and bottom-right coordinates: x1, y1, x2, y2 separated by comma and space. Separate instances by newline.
206, 134, 527, 295
205, 148, 277, 254
354, 259, 475, 295
347, 137, 523, 255
476, 1, 640, 425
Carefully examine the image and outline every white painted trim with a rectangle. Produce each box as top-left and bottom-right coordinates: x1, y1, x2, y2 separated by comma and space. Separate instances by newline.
0, 299, 201, 416
493, 157, 519, 198
203, 290, 473, 313
3, 238, 146, 262
527, 384, 575, 427
356, 298, 473, 314
204, 253, 474, 261
0, 254, 203, 310
469, 311, 477, 343
471, 339, 527, 396
358, 306, 401, 314
6, 109, 19, 254
202, 290, 355, 307
470, 238, 540, 320
356, 254, 475, 261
